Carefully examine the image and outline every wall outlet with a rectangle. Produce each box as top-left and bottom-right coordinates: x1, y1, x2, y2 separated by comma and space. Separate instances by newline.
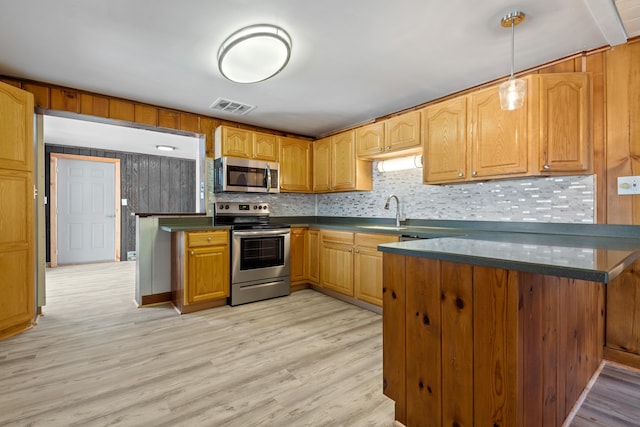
617, 176, 640, 195
127, 251, 136, 260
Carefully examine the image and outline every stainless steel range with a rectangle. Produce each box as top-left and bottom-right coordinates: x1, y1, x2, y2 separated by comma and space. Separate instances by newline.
214, 202, 290, 306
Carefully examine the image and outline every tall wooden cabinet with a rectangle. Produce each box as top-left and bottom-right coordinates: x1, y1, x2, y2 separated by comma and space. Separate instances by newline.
279, 137, 313, 192
307, 229, 320, 285
171, 230, 230, 314
290, 227, 307, 285
0, 82, 35, 340
313, 131, 373, 192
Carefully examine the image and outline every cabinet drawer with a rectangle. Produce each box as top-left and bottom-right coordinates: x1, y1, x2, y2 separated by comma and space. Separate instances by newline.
188, 231, 228, 247
321, 230, 354, 245
355, 233, 399, 249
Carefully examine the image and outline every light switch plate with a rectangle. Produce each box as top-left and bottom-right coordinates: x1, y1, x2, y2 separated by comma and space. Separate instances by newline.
617, 176, 640, 195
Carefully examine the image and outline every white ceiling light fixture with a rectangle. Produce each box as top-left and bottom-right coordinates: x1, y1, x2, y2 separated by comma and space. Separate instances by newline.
218, 24, 292, 84
156, 145, 176, 152
499, 11, 527, 111
377, 155, 423, 173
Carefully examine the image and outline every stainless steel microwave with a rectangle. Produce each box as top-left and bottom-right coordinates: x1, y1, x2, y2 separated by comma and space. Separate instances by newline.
213, 156, 280, 193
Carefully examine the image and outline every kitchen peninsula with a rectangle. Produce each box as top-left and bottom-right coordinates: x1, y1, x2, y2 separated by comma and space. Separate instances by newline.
377, 226, 640, 427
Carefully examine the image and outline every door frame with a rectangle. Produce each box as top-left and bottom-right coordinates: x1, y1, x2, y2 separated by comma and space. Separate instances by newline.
50, 153, 121, 267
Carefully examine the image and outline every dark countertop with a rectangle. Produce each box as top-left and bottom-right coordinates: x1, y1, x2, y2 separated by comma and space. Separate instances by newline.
156, 215, 640, 283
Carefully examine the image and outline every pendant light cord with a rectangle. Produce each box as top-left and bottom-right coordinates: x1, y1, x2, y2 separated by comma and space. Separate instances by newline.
510, 18, 515, 79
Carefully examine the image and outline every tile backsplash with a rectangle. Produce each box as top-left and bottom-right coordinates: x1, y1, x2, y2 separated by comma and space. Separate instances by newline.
209, 161, 595, 223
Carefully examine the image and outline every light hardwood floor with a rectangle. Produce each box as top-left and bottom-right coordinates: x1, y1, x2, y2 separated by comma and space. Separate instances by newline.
2, 262, 639, 427
0, 262, 394, 426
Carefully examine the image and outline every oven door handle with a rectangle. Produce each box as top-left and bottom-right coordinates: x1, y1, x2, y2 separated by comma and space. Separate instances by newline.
233, 229, 290, 237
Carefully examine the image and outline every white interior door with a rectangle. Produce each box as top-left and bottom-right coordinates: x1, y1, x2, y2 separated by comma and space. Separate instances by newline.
56, 157, 116, 265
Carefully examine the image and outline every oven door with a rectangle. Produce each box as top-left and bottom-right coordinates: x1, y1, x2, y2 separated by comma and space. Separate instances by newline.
232, 228, 290, 284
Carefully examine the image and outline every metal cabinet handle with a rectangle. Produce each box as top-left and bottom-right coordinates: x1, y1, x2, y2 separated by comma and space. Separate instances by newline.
207, 237, 212, 241
190, 251, 194, 255
355, 248, 359, 253
458, 172, 463, 177
543, 164, 550, 170
348, 249, 353, 252
472, 171, 477, 176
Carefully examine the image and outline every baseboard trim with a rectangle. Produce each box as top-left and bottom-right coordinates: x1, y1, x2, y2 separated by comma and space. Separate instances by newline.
140, 292, 172, 306
310, 285, 382, 315
604, 346, 640, 370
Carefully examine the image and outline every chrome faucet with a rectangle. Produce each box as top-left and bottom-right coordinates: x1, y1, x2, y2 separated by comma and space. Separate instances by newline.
384, 194, 402, 227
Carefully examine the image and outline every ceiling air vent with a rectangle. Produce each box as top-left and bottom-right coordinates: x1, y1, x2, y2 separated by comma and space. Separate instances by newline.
209, 98, 256, 115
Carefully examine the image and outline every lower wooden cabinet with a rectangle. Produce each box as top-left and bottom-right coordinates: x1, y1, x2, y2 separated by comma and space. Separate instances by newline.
354, 233, 399, 306
320, 230, 355, 296
290, 227, 307, 284
171, 230, 230, 314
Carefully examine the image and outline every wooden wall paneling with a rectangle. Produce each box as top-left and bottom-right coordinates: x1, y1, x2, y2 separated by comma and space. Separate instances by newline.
606, 43, 635, 225
473, 266, 519, 427
440, 261, 473, 427
180, 113, 200, 133
180, 160, 195, 212
199, 117, 218, 157
80, 93, 109, 117
137, 155, 150, 213
134, 104, 158, 126
22, 83, 50, 108
0, 78, 21, 87
541, 275, 560, 427
405, 257, 442, 426
148, 156, 162, 211
159, 157, 171, 212
158, 109, 180, 130
109, 99, 135, 122
520, 272, 546, 426
586, 52, 606, 224
126, 153, 140, 259
382, 253, 407, 425
169, 158, 181, 212
564, 279, 581, 415
50, 88, 80, 113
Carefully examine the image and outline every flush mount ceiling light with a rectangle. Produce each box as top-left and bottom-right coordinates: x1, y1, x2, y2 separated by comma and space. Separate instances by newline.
498, 11, 526, 111
218, 24, 292, 84
156, 145, 176, 152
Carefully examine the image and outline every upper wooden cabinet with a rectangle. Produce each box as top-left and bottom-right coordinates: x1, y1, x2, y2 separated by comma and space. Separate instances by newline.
538, 73, 591, 173
385, 110, 422, 153
279, 136, 313, 192
356, 122, 385, 157
423, 73, 592, 185
253, 131, 279, 162
313, 131, 373, 193
214, 125, 279, 161
469, 82, 529, 179
423, 96, 468, 183
356, 111, 422, 159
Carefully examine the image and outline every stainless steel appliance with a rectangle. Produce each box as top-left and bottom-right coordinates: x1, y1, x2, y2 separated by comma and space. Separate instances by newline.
213, 156, 279, 193
215, 202, 290, 306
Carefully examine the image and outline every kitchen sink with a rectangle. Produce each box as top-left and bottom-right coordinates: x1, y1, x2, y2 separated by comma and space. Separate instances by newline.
360, 225, 408, 231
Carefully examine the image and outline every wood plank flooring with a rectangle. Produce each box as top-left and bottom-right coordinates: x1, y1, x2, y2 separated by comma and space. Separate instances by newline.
0, 262, 394, 426
2, 261, 640, 426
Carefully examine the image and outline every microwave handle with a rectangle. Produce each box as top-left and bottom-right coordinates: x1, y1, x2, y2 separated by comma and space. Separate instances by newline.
265, 163, 272, 192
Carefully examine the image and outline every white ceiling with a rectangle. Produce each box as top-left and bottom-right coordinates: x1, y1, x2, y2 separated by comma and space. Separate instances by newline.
0, 0, 637, 143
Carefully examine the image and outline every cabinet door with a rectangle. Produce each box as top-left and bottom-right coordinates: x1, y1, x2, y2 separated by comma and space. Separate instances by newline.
354, 233, 399, 306
307, 229, 320, 284
186, 245, 229, 304
290, 228, 307, 282
253, 131, 279, 162
280, 137, 313, 192
332, 130, 357, 191
385, 110, 421, 152
470, 83, 529, 179
423, 97, 468, 183
320, 242, 354, 296
217, 126, 251, 159
539, 73, 591, 173
356, 122, 385, 157
313, 137, 332, 192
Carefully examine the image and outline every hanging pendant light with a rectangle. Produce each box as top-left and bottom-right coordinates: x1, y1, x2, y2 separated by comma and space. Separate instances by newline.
498, 11, 526, 111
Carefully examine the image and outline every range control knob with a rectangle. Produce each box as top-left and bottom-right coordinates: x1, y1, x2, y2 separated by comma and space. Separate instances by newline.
253, 205, 258, 210
263, 205, 268, 210
258, 205, 263, 210
225, 204, 229, 210
218, 204, 224, 210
